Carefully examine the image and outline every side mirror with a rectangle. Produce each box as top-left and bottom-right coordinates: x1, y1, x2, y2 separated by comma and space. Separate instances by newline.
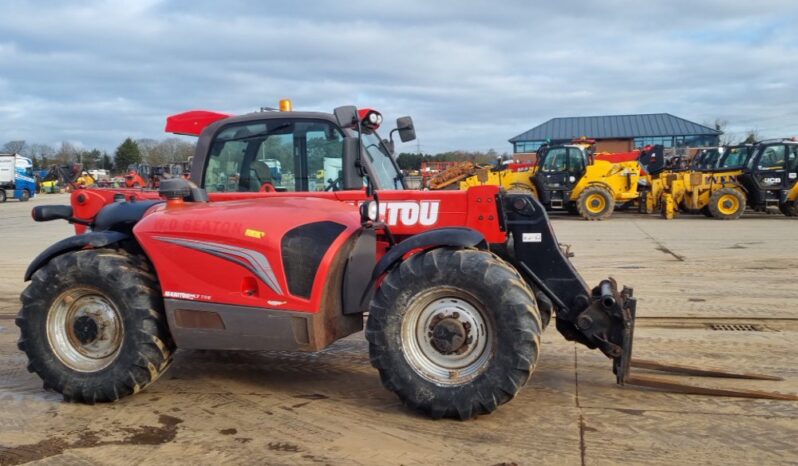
334, 106, 359, 129
342, 137, 364, 190
396, 116, 416, 142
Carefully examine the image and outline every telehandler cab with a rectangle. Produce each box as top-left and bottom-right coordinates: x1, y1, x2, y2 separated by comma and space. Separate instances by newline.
17, 103, 796, 419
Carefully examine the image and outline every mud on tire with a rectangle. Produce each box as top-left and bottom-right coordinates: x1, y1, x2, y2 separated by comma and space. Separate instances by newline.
366, 248, 542, 420
16, 248, 174, 403
779, 199, 798, 217
577, 185, 615, 220
708, 187, 746, 220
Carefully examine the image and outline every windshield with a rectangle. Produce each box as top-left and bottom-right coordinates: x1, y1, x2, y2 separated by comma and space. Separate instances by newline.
351, 129, 404, 190
718, 147, 749, 169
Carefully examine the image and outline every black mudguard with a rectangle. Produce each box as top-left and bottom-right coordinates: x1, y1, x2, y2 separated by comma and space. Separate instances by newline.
24, 231, 129, 281
372, 227, 487, 281
358, 227, 488, 309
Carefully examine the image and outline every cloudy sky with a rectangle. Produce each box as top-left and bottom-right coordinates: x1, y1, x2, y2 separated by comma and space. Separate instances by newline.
1, 0, 797, 154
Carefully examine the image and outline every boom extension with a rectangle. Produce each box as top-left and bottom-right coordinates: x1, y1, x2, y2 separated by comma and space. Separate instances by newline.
500, 193, 796, 401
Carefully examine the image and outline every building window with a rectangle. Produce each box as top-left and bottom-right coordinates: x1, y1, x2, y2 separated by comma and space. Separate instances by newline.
635, 135, 719, 148
514, 141, 545, 153
634, 136, 674, 148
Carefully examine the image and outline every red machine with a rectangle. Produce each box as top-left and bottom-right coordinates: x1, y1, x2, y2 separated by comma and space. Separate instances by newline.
18, 103, 795, 420
124, 169, 146, 188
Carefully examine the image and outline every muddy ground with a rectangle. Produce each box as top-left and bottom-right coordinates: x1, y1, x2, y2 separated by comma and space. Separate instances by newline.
0, 193, 796, 465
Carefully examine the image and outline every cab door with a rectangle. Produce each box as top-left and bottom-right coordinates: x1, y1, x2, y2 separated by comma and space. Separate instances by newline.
740, 144, 790, 207
532, 146, 585, 208
786, 145, 798, 192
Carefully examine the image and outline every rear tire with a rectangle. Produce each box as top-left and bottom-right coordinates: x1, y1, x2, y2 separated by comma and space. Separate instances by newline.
708, 187, 745, 220
16, 249, 174, 403
577, 186, 615, 220
0, 189, 6, 203
366, 248, 542, 420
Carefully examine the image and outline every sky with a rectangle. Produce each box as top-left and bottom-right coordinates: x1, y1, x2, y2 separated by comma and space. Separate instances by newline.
1, 0, 797, 154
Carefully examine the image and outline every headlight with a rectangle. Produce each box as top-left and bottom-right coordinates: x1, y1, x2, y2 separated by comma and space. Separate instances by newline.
360, 200, 379, 223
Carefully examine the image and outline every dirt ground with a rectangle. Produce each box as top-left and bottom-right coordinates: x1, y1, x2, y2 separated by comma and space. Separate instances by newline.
1, 193, 796, 465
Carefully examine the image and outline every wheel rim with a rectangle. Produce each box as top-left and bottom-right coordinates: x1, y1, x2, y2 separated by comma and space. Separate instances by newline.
401, 288, 494, 386
585, 193, 606, 213
46, 287, 124, 372
717, 194, 740, 215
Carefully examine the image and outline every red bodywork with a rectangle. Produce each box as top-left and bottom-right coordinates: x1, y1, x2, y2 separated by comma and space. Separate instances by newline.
124, 172, 147, 188
595, 150, 642, 164
71, 186, 505, 244
135, 197, 362, 312
165, 110, 232, 136
71, 185, 505, 313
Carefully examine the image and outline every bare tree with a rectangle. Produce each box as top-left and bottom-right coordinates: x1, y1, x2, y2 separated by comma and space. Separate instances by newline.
136, 138, 159, 164
28, 143, 56, 159
704, 119, 734, 146
54, 141, 79, 165
2, 140, 26, 154
743, 129, 761, 144
144, 138, 195, 165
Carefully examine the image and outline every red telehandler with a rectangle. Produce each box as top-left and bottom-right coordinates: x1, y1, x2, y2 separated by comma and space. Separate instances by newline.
17, 103, 796, 419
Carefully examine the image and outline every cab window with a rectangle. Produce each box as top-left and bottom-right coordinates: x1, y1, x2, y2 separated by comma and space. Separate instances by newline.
567, 148, 585, 173
786, 145, 798, 171
759, 145, 785, 169
204, 119, 345, 193
541, 148, 568, 172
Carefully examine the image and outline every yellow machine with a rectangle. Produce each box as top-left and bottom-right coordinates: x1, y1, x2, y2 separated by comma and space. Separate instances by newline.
458, 163, 538, 193
457, 141, 661, 220
648, 144, 758, 220
75, 172, 96, 188
656, 170, 746, 220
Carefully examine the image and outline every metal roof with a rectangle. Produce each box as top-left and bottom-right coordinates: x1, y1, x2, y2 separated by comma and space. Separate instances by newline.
509, 113, 722, 143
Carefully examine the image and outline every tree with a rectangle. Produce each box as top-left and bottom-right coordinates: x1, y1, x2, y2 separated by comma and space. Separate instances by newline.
2, 140, 26, 154
26, 143, 55, 168
136, 138, 159, 164
54, 141, 79, 165
396, 152, 425, 170
114, 138, 142, 172
144, 138, 195, 165
101, 152, 114, 171
743, 129, 761, 144
79, 149, 102, 169
705, 118, 734, 146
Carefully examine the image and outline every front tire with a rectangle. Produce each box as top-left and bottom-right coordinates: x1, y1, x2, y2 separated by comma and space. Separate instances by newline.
19, 189, 30, 202
779, 199, 798, 217
366, 248, 542, 420
577, 185, 615, 220
16, 249, 174, 403
708, 187, 745, 220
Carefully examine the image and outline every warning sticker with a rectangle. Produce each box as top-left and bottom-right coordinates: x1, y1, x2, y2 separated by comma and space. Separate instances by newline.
522, 232, 542, 243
